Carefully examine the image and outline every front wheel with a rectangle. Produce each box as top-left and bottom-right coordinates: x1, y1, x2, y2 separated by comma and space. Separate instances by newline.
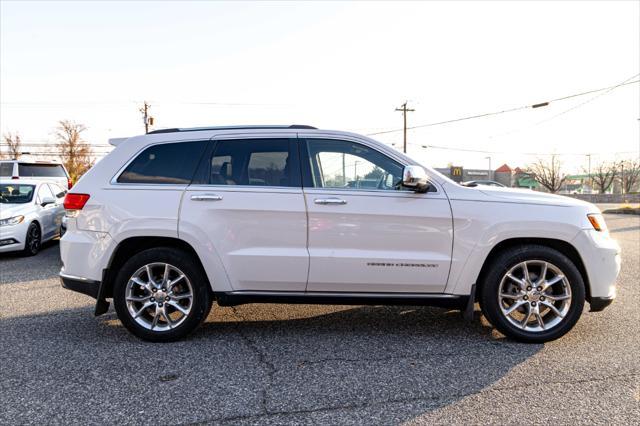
113, 247, 212, 342
22, 222, 41, 256
480, 245, 585, 343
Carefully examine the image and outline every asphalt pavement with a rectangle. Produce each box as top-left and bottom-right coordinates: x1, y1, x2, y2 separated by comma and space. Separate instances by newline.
0, 214, 638, 425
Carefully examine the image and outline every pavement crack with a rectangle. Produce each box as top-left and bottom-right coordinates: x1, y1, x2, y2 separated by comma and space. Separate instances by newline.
229, 306, 276, 416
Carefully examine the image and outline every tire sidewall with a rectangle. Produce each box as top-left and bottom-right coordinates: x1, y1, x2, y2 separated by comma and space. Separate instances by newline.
113, 247, 212, 342
480, 245, 585, 343
23, 222, 41, 256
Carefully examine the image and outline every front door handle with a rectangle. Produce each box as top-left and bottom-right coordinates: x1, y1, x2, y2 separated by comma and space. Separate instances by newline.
314, 197, 347, 205
191, 194, 223, 201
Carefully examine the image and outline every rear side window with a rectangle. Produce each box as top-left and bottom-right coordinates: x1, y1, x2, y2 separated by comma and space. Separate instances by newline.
18, 163, 66, 177
118, 141, 207, 184
204, 138, 299, 187
0, 163, 13, 176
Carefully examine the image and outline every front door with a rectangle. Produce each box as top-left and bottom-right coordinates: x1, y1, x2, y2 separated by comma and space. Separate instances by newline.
181, 135, 308, 292
301, 137, 453, 293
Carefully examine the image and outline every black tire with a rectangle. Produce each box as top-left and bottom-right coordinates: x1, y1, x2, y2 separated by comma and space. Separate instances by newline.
113, 247, 213, 342
479, 244, 585, 343
22, 222, 41, 256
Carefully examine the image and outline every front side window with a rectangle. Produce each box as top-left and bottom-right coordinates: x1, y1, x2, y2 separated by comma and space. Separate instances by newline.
36, 183, 54, 204
205, 139, 297, 187
306, 139, 405, 191
118, 141, 207, 184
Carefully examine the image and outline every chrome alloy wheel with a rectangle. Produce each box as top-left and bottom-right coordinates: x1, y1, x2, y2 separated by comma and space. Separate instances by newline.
125, 263, 193, 331
498, 260, 572, 332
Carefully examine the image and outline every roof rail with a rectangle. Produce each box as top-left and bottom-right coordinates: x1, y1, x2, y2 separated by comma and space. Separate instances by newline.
146, 124, 317, 135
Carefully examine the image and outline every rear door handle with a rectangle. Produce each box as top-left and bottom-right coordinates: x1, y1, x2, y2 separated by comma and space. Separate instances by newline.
314, 197, 347, 205
191, 194, 223, 201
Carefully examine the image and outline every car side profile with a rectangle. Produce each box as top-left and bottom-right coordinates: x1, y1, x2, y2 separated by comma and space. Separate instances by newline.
59, 125, 620, 343
0, 180, 66, 255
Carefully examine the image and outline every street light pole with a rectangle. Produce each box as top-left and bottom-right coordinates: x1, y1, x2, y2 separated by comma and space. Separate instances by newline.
485, 156, 492, 180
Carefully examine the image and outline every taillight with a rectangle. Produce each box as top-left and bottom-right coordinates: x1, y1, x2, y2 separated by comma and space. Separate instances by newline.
67, 178, 73, 189
11, 176, 18, 180
63, 193, 90, 211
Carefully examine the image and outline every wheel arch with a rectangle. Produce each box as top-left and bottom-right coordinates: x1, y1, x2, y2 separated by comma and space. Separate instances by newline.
101, 236, 210, 299
474, 237, 591, 303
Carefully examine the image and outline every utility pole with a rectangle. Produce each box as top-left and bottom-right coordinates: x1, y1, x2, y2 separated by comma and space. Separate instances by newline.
485, 156, 492, 180
139, 101, 153, 134
395, 101, 414, 153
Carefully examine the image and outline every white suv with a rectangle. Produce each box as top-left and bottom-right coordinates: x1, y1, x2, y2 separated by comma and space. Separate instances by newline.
59, 125, 620, 342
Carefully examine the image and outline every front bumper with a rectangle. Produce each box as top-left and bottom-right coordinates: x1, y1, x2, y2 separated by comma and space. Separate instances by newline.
572, 229, 620, 311
0, 222, 27, 253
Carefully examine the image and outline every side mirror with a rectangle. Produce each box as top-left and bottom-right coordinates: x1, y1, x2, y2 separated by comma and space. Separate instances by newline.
402, 165, 430, 193
41, 196, 55, 207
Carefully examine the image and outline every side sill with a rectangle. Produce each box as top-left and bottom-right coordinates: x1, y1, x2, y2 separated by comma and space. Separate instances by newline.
215, 291, 468, 310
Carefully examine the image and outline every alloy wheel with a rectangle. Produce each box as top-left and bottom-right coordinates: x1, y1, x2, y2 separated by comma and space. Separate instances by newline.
125, 262, 194, 331
498, 260, 572, 332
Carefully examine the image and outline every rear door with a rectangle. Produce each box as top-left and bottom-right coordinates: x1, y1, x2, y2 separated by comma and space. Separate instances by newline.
181, 134, 308, 292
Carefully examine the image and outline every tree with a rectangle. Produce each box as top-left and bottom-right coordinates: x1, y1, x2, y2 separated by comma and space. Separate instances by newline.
527, 155, 566, 193
2, 132, 22, 159
590, 161, 618, 194
53, 120, 93, 183
364, 166, 385, 180
620, 159, 640, 194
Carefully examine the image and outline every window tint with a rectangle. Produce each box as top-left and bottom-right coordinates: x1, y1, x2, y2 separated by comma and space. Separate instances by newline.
18, 163, 67, 177
207, 139, 297, 187
118, 141, 207, 184
306, 139, 405, 191
36, 183, 54, 203
0, 184, 34, 204
0, 163, 13, 176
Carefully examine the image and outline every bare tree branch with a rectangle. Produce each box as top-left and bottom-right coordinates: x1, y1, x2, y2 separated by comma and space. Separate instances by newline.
52, 120, 93, 183
590, 161, 618, 193
2, 132, 22, 159
620, 159, 640, 194
526, 155, 566, 193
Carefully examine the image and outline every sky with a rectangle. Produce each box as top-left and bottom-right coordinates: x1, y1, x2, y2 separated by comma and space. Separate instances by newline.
1, 0, 639, 172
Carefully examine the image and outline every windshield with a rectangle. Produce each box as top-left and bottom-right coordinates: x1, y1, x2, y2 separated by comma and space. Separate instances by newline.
0, 184, 35, 204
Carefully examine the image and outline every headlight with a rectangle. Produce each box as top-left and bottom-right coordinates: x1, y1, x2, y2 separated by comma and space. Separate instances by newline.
0, 215, 25, 226
587, 213, 607, 232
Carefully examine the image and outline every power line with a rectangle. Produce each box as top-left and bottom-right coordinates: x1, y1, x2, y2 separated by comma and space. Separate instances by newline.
366, 77, 640, 136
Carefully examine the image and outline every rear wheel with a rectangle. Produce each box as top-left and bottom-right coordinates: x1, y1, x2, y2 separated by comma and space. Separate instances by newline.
113, 247, 212, 342
480, 245, 585, 343
22, 222, 41, 256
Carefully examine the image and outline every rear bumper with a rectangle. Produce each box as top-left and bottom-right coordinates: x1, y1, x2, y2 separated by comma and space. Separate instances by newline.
60, 272, 100, 299
590, 296, 615, 312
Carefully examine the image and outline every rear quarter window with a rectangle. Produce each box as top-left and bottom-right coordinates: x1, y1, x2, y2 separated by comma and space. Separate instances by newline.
117, 141, 207, 184
0, 163, 14, 176
18, 163, 67, 177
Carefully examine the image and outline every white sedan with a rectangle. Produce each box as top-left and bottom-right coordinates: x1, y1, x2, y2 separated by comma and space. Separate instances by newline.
0, 180, 66, 255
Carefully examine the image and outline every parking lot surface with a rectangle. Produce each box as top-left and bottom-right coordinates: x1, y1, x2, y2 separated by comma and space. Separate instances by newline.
1, 214, 638, 425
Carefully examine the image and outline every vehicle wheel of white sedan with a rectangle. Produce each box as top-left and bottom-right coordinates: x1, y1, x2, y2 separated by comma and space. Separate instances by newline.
480, 244, 585, 343
113, 247, 213, 342
22, 222, 41, 256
